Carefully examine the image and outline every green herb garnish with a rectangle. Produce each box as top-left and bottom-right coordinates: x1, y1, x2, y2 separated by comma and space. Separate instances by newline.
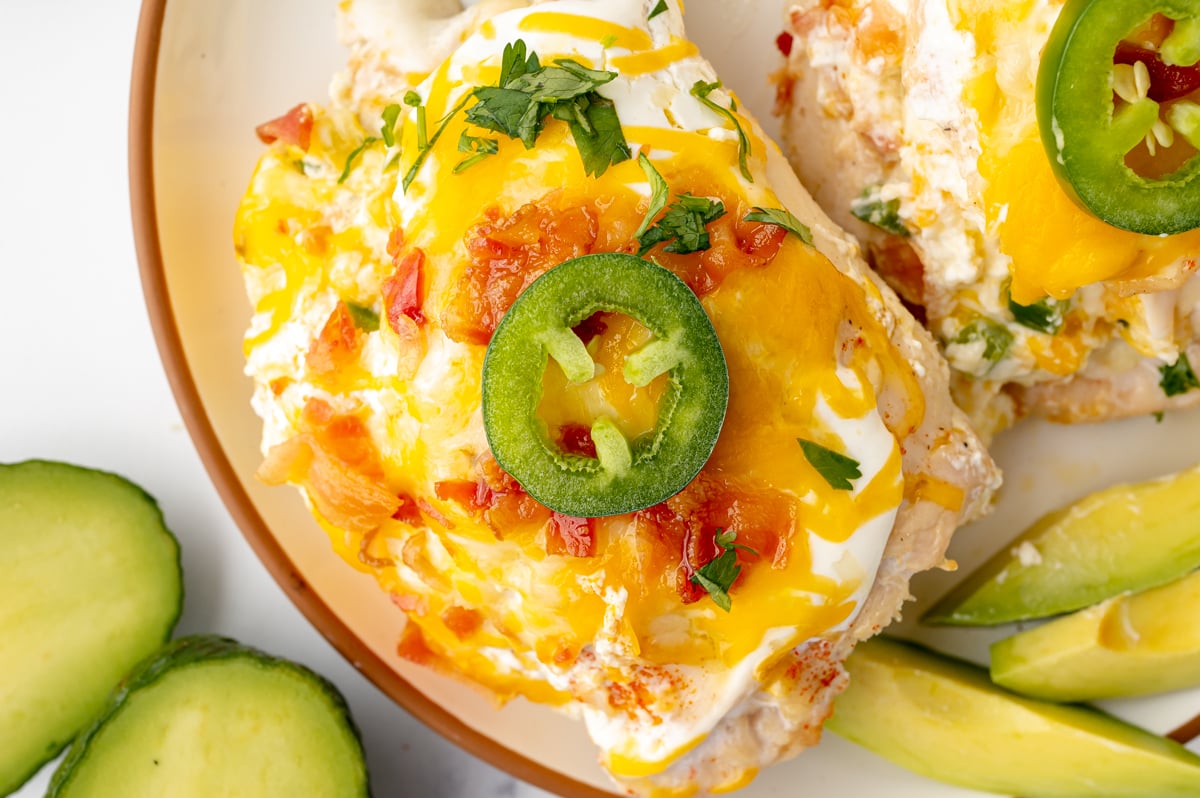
402, 94, 473, 193
798, 439, 862, 491
404, 91, 427, 150
345, 302, 380, 332
1008, 294, 1067, 335
464, 40, 630, 176
380, 103, 402, 147
648, 0, 669, 20
1160, 353, 1200, 397
850, 184, 908, 236
1153, 411, 1166, 423
952, 319, 1014, 367
338, 137, 379, 184
690, 80, 752, 182
690, 529, 759, 612
743, 207, 814, 245
634, 153, 670, 240
454, 132, 500, 173
637, 194, 726, 255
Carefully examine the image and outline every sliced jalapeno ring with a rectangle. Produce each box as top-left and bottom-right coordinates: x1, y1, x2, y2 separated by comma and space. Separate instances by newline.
481, 253, 728, 518
1037, 0, 1200, 235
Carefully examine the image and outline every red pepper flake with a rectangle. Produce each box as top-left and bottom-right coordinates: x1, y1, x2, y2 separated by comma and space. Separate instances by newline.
776, 31, 795, 57
547, 513, 596, 557
255, 103, 313, 151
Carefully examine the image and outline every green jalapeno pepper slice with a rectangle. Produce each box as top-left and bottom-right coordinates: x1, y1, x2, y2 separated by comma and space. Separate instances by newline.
1037, 0, 1200, 235
481, 253, 728, 518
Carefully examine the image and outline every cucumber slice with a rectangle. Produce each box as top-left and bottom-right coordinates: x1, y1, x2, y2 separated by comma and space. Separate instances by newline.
47, 636, 370, 797
0, 460, 182, 795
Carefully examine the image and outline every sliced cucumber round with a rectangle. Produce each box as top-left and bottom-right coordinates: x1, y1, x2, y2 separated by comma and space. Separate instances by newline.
0, 460, 182, 795
47, 636, 370, 798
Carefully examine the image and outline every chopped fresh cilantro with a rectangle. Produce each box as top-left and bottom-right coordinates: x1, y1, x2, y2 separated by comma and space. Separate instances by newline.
634, 153, 669, 240
345, 302, 380, 332
637, 194, 726, 255
798, 439, 862, 491
690, 80, 752, 182
404, 91, 428, 151
454, 132, 500, 173
690, 530, 758, 612
648, 0, 669, 19
338, 137, 379, 184
1153, 411, 1166, 423
1160, 353, 1200, 397
743, 207, 814, 245
1008, 294, 1067, 335
850, 184, 909, 236
952, 318, 1014, 367
464, 41, 630, 175
380, 103, 402, 148
402, 94, 473, 193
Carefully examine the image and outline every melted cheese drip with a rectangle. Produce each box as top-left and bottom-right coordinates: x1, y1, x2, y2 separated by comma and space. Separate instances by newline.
237, 0, 922, 783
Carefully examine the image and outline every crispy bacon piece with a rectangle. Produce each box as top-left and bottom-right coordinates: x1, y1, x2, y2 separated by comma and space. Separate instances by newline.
442, 200, 598, 344
306, 302, 363, 376
255, 103, 313, 151
546, 513, 596, 558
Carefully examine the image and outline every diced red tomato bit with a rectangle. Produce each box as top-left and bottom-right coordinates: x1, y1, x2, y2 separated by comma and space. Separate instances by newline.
1114, 42, 1200, 102
776, 31, 794, 56
396, 623, 436, 666
392, 493, 424, 525
434, 479, 492, 512
306, 302, 363, 376
442, 200, 598, 345
547, 513, 596, 558
383, 248, 427, 329
255, 103, 313, 151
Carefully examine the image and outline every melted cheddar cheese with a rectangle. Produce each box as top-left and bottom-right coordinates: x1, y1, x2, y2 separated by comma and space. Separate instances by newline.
237, 0, 927, 791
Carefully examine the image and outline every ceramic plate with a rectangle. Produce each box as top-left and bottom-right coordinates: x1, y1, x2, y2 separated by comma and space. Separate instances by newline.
130, 0, 1200, 794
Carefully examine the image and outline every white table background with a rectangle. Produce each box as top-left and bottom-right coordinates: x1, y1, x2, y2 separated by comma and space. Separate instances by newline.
1, 2, 551, 795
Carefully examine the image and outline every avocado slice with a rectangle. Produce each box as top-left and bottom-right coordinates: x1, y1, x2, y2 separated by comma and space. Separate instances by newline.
828, 637, 1200, 797
923, 462, 1200, 625
991, 568, 1200, 701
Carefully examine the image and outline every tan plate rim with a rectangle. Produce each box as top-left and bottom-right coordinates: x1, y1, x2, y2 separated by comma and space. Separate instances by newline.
126, 1, 611, 794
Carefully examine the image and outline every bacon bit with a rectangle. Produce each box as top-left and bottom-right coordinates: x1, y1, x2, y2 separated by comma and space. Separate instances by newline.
359, 527, 395, 568
435, 479, 491, 512
1115, 42, 1200, 103
301, 396, 335, 425
391, 493, 424, 525
383, 249, 427, 329
442, 199, 598, 344
555, 424, 598, 458
547, 513, 596, 557
268, 377, 292, 396
306, 302, 363, 376
255, 103, 313, 151
442, 606, 484, 640
776, 31, 794, 56
868, 237, 926, 322
390, 592, 427, 614
396, 622, 436, 666
572, 312, 608, 346
488, 493, 552, 537
257, 434, 399, 534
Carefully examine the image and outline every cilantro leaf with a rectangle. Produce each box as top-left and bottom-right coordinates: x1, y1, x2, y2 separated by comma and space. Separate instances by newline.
634, 153, 669, 240
690, 529, 759, 612
850, 184, 909, 237
345, 302, 380, 332
338, 137, 379, 184
557, 95, 632, 177
498, 39, 540, 86
691, 80, 752, 182
466, 86, 538, 142
952, 319, 1014, 367
1008, 294, 1067, 335
743, 207, 814, 245
1160, 352, 1200, 397
638, 194, 725, 255
454, 131, 499, 173
798, 439, 862, 491
380, 103, 402, 147
648, 0, 669, 19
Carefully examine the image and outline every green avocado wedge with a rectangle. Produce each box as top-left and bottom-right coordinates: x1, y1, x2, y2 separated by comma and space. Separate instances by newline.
828, 637, 1200, 798
923, 462, 1200, 625
0, 460, 182, 796
47, 636, 370, 798
991, 569, 1200, 701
